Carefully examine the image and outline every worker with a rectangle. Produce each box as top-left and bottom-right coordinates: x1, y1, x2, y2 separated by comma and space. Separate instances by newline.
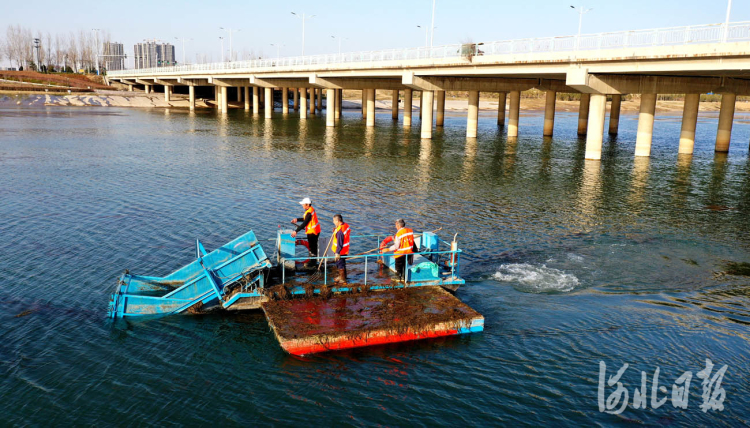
331, 214, 351, 283
388, 218, 415, 280
290, 197, 321, 268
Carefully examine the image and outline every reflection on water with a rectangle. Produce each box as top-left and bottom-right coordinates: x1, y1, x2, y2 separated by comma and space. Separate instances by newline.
1, 106, 749, 426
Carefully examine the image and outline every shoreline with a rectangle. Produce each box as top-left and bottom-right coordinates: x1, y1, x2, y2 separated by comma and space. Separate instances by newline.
3, 90, 750, 114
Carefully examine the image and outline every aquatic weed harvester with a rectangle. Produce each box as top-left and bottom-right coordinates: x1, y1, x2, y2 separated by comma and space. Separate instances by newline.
108, 229, 484, 355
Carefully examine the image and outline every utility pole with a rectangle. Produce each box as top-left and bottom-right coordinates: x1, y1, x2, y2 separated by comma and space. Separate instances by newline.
417, 25, 429, 47
570, 5, 593, 50
219, 37, 225, 62
430, 0, 436, 48
270, 43, 284, 59
175, 37, 192, 65
33, 38, 41, 72
723, 0, 733, 43
331, 36, 347, 56
291, 12, 315, 56
220, 27, 240, 61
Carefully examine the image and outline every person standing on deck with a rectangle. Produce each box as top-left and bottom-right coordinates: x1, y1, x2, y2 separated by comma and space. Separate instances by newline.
331, 214, 351, 284
389, 219, 415, 280
291, 198, 321, 268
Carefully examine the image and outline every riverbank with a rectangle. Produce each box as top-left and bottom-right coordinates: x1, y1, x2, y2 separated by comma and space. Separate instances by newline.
4, 90, 750, 113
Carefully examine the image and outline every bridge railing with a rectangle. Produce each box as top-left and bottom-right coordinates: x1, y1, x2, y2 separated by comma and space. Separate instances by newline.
109, 21, 750, 77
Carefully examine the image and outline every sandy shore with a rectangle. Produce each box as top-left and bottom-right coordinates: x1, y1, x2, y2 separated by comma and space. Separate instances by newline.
3, 90, 750, 114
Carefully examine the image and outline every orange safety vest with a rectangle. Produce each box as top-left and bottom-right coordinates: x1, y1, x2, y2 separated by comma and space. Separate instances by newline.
394, 227, 415, 258
305, 207, 321, 235
331, 223, 351, 255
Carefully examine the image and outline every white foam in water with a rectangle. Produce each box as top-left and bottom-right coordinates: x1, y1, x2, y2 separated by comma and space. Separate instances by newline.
493, 263, 579, 293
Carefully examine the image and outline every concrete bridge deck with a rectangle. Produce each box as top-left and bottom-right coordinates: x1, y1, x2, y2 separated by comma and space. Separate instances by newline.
107, 22, 750, 160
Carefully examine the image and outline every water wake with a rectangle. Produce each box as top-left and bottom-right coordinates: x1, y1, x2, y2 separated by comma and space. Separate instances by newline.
493, 263, 579, 293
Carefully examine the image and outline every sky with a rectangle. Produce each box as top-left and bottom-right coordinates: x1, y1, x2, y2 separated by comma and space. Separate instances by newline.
2, 0, 748, 67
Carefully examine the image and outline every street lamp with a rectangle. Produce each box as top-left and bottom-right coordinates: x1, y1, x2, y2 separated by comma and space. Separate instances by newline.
219, 36, 225, 62
91, 28, 100, 74
270, 43, 284, 59
291, 12, 315, 56
723, 0, 733, 43
570, 5, 593, 50
429, 0, 436, 47
220, 27, 240, 62
417, 25, 429, 47
174, 37, 193, 65
331, 35, 348, 56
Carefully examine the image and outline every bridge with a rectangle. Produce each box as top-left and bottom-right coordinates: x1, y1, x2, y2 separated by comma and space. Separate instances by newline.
107, 22, 750, 160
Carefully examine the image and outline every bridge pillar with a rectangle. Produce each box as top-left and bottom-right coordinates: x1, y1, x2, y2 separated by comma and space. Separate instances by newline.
236, 87, 242, 103
309, 89, 315, 116
259, 88, 264, 107
716, 93, 736, 152
214, 86, 219, 109
679, 94, 700, 154
252, 87, 259, 115
265, 88, 273, 118
366, 89, 376, 127
164, 86, 171, 102
585, 94, 607, 160
508, 90, 520, 137
419, 91, 424, 119
293, 88, 299, 111
145, 84, 151, 94
337, 89, 343, 118
543, 90, 556, 136
361, 90, 366, 118
635, 93, 657, 157
404, 88, 413, 127
317, 89, 323, 112
497, 92, 507, 126
326, 89, 336, 127
128, 84, 133, 92
436, 90, 446, 126
392, 90, 399, 120
244, 87, 250, 110
578, 93, 590, 135
467, 91, 479, 138
189, 86, 195, 111
609, 94, 622, 135
221, 86, 228, 114
282, 87, 289, 114
300, 88, 308, 119
421, 90, 434, 139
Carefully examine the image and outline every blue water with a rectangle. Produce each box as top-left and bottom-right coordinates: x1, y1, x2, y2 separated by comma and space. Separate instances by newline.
1, 100, 750, 426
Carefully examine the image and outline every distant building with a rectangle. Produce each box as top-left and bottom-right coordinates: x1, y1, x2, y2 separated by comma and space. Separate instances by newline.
102, 42, 125, 71
133, 41, 176, 69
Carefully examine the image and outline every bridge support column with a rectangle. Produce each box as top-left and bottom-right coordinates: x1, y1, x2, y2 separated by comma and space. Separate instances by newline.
309, 89, 315, 116
128, 84, 133, 92
543, 90, 556, 136
317, 89, 322, 112
497, 92, 507, 126
361, 90, 366, 118
467, 91, 479, 138
436, 90, 446, 126
326, 89, 336, 127
366, 89, 376, 127
635, 93, 657, 157
282, 87, 289, 114
716, 93, 736, 153
392, 90, 399, 120
145, 85, 151, 94
508, 90, 520, 137
300, 88, 308, 119
189, 86, 195, 111
585, 94, 607, 160
243, 87, 249, 110
421, 90, 434, 139
293, 88, 299, 111
419, 91, 424, 119
236, 87, 242, 103
679, 94, 700, 154
337, 90, 342, 118
578, 93, 590, 135
265, 88, 273, 118
259, 88, 264, 107
404, 88, 413, 127
609, 94, 622, 135
252, 87, 259, 115
221, 86, 228, 114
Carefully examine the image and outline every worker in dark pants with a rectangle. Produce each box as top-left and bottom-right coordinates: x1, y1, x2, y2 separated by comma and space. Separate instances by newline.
331, 214, 351, 284
291, 197, 320, 268
388, 219, 415, 280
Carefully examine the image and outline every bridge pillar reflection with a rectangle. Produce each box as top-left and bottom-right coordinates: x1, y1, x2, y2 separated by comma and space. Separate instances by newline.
421, 90, 434, 139
585, 94, 607, 160
436, 90, 446, 126
467, 90, 479, 138
679, 94, 700, 154
497, 92, 506, 127
635, 93, 657, 157
404, 88, 413, 127
508, 90, 520, 137
716, 92, 736, 152
220, 86, 228, 113
609, 94, 621, 135
578, 93, 590, 135
366, 89, 376, 127
543, 90, 556, 136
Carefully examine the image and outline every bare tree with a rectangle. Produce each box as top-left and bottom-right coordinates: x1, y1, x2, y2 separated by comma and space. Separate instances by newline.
5, 25, 23, 68
54, 33, 64, 70
67, 31, 78, 71
45, 32, 52, 71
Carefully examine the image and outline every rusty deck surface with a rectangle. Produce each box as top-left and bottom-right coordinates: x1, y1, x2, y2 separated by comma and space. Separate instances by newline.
262, 286, 484, 356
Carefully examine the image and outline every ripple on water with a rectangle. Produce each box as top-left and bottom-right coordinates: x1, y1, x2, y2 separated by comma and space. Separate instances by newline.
493, 263, 580, 293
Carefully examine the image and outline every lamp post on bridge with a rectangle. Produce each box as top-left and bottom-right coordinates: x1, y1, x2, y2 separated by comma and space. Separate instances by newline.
219, 36, 224, 62
723, 0, 733, 43
91, 28, 101, 74
220, 27, 240, 62
270, 43, 284, 59
175, 37, 193, 65
570, 5, 593, 50
291, 12, 315, 56
429, 0, 436, 48
331, 36, 348, 56
417, 25, 429, 47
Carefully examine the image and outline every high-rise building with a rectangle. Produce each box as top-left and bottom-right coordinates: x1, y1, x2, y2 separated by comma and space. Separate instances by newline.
102, 42, 125, 71
133, 41, 176, 69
